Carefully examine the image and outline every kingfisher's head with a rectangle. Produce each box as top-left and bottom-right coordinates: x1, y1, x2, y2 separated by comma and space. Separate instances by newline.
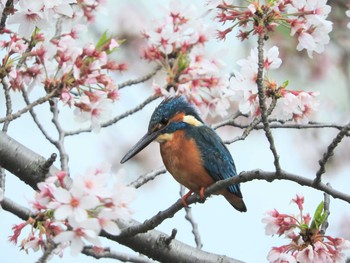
120, 96, 203, 163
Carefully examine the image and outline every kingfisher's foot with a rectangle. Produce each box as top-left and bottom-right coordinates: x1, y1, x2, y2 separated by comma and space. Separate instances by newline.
199, 187, 206, 200
181, 190, 194, 207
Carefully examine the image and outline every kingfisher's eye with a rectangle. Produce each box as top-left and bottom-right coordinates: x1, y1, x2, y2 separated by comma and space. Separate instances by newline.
160, 117, 169, 126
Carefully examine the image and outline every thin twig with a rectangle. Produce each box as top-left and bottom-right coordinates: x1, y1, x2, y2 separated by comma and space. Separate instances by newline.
180, 185, 203, 249
320, 186, 330, 235
224, 98, 277, 144
0, 89, 58, 123
128, 167, 166, 189
314, 122, 350, 184
256, 34, 281, 173
0, 0, 14, 32
2, 78, 12, 132
65, 94, 159, 136
211, 111, 244, 129
36, 240, 57, 263
21, 87, 56, 144
49, 99, 69, 171
118, 65, 162, 90
224, 120, 347, 132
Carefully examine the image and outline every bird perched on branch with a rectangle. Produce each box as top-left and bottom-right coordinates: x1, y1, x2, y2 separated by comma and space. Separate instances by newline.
121, 96, 246, 212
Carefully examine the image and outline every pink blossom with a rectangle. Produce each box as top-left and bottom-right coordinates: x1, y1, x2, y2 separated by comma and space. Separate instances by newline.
96, 209, 121, 235
347, 10, 350, 29
51, 186, 99, 222
73, 92, 113, 133
53, 218, 101, 256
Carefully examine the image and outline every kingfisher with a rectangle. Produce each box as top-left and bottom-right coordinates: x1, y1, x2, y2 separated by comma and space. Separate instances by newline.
120, 96, 247, 212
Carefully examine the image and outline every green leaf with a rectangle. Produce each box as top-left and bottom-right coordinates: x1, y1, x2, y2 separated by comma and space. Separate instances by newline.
96, 31, 110, 50
281, 80, 289, 89
310, 201, 328, 230
177, 52, 190, 73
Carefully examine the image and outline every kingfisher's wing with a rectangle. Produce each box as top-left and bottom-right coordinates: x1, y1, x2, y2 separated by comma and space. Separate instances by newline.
187, 125, 242, 197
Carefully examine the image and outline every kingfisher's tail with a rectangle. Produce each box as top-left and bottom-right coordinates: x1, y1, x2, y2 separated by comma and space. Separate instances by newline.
223, 191, 247, 212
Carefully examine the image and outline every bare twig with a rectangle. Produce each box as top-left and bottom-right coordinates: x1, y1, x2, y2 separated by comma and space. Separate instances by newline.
314, 122, 350, 184
180, 185, 203, 249
0, 89, 58, 123
36, 240, 57, 263
211, 111, 246, 129
2, 79, 12, 132
224, 98, 277, 144
163, 228, 178, 246
0, 0, 14, 32
128, 167, 166, 189
118, 65, 162, 90
21, 88, 56, 144
82, 246, 154, 263
256, 34, 281, 173
223, 120, 347, 132
320, 186, 330, 235
65, 94, 159, 136
49, 99, 69, 171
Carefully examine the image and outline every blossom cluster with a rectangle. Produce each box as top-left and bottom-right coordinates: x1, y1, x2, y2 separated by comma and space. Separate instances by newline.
142, 1, 230, 118
0, 0, 125, 132
210, 0, 333, 57
262, 195, 350, 262
9, 166, 135, 257
229, 46, 318, 123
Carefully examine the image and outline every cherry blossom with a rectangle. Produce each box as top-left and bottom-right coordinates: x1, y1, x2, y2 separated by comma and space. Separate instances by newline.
263, 195, 350, 262
74, 91, 113, 133
1, 0, 124, 133
211, 0, 333, 57
228, 46, 318, 123
142, 1, 231, 118
346, 9, 350, 29
51, 186, 100, 222
10, 164, 135, 257
53, 218, 101, 256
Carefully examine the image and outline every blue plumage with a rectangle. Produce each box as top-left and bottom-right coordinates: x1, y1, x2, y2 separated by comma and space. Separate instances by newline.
181, 123, 242, 197
121, 96, 246, 212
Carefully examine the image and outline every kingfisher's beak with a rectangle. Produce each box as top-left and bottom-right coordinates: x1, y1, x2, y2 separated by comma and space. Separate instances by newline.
120, 130, 161, 163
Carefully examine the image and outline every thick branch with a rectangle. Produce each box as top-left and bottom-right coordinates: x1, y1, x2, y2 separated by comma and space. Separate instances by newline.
2, 196, 243, 263
82, 246, 154, 263
0, 131, 59, 190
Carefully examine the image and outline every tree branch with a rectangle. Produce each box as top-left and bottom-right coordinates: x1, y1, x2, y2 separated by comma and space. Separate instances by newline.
82, 246, 153, 263
128, 167, 166, 189
180, 185, 203, 249
0, 131, 59, 190
0, 89, 58, 124
314, 122, 350, 184
0, 0, 14, 32
65, 94, 159, 136
118, 65, 162, 90
256, 34, 281, 173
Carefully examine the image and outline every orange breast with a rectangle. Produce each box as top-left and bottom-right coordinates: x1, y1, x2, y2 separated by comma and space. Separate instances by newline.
160, 130, 214, 191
